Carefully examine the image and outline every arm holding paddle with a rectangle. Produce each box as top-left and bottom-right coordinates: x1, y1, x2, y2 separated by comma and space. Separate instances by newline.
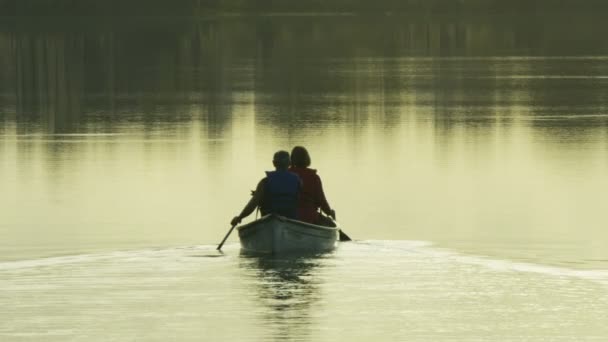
314, 176, 348, 239
312, 173, 335, 220
219, 179, 264, 251
230, 179, 265, 226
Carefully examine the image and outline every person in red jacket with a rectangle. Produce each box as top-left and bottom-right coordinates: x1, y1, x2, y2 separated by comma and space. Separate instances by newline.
288, 146, 336, 225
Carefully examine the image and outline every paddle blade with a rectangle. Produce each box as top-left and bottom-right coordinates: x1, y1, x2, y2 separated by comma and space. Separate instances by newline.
217, 224, 237, 250
339, 230, 352, 242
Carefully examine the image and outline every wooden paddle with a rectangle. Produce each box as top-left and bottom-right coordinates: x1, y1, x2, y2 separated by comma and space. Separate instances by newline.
216, 223, 237, 251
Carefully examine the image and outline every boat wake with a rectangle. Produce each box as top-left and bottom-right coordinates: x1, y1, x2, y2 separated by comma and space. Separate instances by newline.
0, 245, 229, 272
351, 240, 608, 286
1, 241, 607, 287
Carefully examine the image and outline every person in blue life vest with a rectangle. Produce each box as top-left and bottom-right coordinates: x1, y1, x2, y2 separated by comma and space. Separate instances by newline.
230, 150, 302, 226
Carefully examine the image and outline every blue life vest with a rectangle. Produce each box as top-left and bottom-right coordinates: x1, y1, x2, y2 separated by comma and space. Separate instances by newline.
261, 170, 300, 219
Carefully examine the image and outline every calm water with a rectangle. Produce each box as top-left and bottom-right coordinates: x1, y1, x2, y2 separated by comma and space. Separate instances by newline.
1, 7, 608, 341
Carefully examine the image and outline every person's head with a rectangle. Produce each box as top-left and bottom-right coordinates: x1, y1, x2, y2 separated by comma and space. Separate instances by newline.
272, 150, 291, 170
290, 146, 311, 168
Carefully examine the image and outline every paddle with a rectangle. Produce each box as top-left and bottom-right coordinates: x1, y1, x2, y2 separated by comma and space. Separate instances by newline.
329, 210, 352, 242
339, 229, 352, 242
216, 223, 237, 251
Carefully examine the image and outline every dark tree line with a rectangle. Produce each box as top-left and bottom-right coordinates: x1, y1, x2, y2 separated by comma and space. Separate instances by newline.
1, 0, 608, 16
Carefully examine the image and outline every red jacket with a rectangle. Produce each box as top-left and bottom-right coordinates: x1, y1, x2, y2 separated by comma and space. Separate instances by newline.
288, 167, 332, 224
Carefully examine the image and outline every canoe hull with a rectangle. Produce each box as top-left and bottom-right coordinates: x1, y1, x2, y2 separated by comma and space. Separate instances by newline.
237, 214, 339, 254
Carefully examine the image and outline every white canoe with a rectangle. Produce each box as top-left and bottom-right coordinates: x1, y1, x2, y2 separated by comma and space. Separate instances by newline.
237, 214, 339, 254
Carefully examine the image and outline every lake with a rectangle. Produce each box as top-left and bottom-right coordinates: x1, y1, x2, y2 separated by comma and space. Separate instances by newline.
1, 6, 608, 341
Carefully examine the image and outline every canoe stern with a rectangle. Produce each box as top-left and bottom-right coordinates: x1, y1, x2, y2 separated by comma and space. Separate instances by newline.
237, 215, 338, 254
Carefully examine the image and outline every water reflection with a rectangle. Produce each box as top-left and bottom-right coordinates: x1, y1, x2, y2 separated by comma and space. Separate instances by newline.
13, 33, 84, 133
1, 8, 607, 267
239, 253, 329, 341
2, 12, 608, 135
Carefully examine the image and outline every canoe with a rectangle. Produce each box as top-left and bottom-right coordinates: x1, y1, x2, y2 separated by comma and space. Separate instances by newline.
237, 214, 339, 254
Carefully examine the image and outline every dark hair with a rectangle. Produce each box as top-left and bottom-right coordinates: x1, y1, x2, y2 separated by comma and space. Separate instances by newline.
290, 146, 311, 168
273, 150, 291, 169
